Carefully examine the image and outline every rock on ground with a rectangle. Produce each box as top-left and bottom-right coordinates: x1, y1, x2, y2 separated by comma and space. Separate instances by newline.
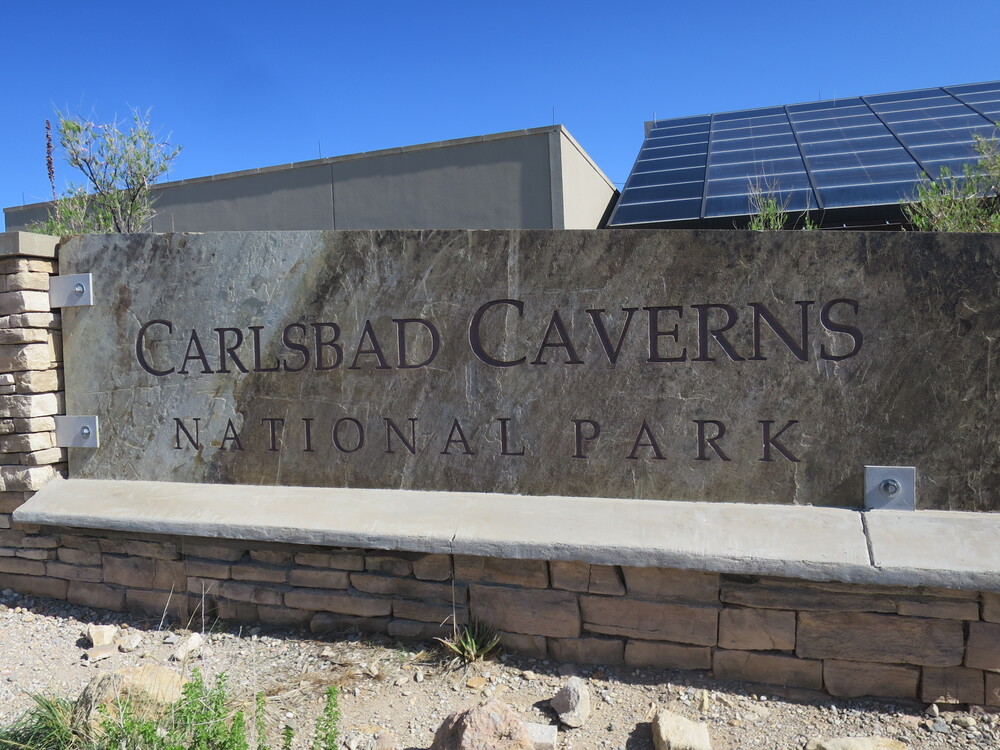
550, 676, 590, 728
72, 664, 187, 734
653, 708, 712, 750
805, 739, 908, 750
430, 699, 534, 750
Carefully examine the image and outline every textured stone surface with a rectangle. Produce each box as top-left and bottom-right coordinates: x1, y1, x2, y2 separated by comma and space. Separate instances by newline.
713, 650, 823, 689
581, 596, 717, 645
430, 700, 533, 750
651, 709, 712, 750
470, 585, 580, 638
921, 666, 985, 704
965, 621, 1000, 671
796, 612, 965, 666
822, 660, 919, 699
718, 607, 795, 651
550, 676, 591, 727
57, 230, 1000, 509
624, 641, 712, 670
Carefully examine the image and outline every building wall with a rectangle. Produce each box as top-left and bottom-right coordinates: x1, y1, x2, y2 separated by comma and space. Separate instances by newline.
4, 127, 618, 232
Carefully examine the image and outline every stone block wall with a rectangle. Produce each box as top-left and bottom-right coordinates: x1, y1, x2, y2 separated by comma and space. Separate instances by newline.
0, 235, 66, 549
2, 232, 998, 707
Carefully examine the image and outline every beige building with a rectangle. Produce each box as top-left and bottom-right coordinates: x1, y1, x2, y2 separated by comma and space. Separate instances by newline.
3, 126, 617, 232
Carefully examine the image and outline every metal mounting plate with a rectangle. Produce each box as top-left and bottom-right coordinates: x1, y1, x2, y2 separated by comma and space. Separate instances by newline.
49, 273, 94, 308
865, 465, 916, 511
54, 416, 100, 448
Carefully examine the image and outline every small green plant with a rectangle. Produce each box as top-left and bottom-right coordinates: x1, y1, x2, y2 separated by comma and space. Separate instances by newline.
254, 693, 269, 750
0, 693, 78, 749
747, 178, 790, 231
310, 687, 340, 750
281, 725, 294, 750
435, 620, 501, 663
904, 133, 1000, 232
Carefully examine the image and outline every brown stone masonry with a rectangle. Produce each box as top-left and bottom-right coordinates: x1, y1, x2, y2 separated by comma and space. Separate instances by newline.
1, 232, 998, 706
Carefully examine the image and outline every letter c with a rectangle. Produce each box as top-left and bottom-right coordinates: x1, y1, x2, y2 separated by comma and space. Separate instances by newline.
135, 319, 175, 376
469, 299, 526, 367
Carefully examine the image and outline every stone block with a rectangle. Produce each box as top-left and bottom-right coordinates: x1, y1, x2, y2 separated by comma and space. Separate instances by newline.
126, 589, 188, 620
185, 559, 232, 579
5, 272, 49, 291
983, 593, 1000, 623
388, 618, 452, 640
623, 567, 719, 602
0, 419, 12, 435
0, 258, 57, 274
987, 672, 1000, 707
719, 608, 796, 651
180, 542, 246, 561
216, 580, 285, 606
15, 369, 62, 394
0, 328, 48, 344
287, 568, 350, 589
59, 534, 102, 551
470, 585, 580, 638
549, 636, 624, 665
57, 547, 102, 565
153, 560, 187, 591
0, 557, 45, 576
20, 534, 58, 548
103, 555, 155, 587
392, 598, 468, 625
896, 598, 980, 620
551, 561, 625, 595
713, 650, 823, 690
823, 660, 919, 699
3, 312, 59, 329
454, 556, 549, 588
294, 550, 365, 570
285, 588, 392, 617
257, 605, 313, 628
580, 596, 717, 645
0, 492, 26, 513
351, 573, 463, 602
310, 612, 391, 634
0, 393, 61, 419
797, 611, 964, 666
249, 549, 294, 565
0, 514, 8, 529
0, 290, 50, 315
966, 622, 1000, 671
214, 600, 259, 623
230, 563, 288, 583
365, 554, 412, 576
45, 562, 103, 582
721, 579, 897, 612
19, 447, 66, 466
12, 416, 56, 433
411, 553, 452, 581
0, 432, 55, 454
624, 640, 712, 670
498, 632, 548, 659
0, 343, 55, 373
0, 529, 24, 546
15, 548, 54, 561
0, 572, 67, 599
0, 463, 58, 491
100, 538, 179, 559
921, 666, 985, 704
67, 581, 125, 611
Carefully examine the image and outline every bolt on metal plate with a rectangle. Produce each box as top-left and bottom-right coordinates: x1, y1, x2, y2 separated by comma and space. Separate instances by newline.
864, 465, 916, 511
48, 273, 94, 308
54, 416, 100, 448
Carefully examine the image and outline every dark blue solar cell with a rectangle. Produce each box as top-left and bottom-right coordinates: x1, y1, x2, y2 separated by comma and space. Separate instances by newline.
640, 141, 708, 159
626, 166, 707, 188
633, 154, 707, 173
892, 113, 992, 133
708, 158, 805, 180
713, 123, 791, 140
796, 123, 890, 141
611, 199, 701, 224
621, 182, 704, 204
813, 163, 922, 187
798, 135, 902, 156
704, 189, 815, 218
895, 124, 996, 146
711, 145, 801, 165
922, 158, 976, 178
879, 105, 970, 123
912, 141, 980, 161
648, 115, 710, 130
647, 122, 710, 139
870, 97, 955, 114
867, 89, 947, 104
948, 82, 1000, 95
707, 173, 812, 197
794, 114, 880, 131
714, 106, 785, 122
818, 181, 918, 207
713, 133, 797, 151
788, 98, 866, 114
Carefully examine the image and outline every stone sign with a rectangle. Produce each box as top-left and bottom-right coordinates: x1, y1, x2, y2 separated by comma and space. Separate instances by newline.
58, 230, 1000, 510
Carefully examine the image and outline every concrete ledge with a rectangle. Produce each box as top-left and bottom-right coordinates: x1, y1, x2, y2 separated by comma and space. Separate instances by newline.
0, 232, 58, 259
13, 478, 1000, 591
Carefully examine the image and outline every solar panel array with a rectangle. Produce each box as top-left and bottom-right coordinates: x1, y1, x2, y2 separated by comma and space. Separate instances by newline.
609, 82, 1000, 227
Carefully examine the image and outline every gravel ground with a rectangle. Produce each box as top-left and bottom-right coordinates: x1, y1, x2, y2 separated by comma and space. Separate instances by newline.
0, 589, 996, 750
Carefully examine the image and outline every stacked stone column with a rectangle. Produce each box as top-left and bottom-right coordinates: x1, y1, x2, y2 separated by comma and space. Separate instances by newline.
0, 232, 66, 589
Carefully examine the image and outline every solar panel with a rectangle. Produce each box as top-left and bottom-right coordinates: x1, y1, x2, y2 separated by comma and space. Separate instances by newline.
609, 81, 1000, 227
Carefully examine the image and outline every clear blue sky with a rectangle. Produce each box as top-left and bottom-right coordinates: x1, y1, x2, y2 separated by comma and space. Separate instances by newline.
3, 0, 998, 227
